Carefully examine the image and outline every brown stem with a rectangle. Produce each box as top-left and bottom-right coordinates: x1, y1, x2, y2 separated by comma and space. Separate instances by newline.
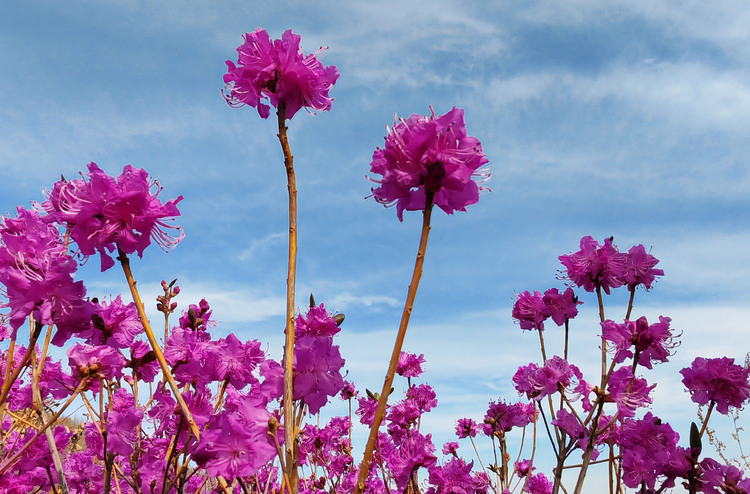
0, 377, 88, 476
624, 286, 636, 321
276, 101, 299, 494
699, 401, 715, 438
354, 205, 434, 494
0, 320, 43, 407
117, 250, 201, 440
31, 325, 69, 494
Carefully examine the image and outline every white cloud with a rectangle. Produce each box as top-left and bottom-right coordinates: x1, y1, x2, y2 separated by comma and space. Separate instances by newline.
328, 292, 400, 310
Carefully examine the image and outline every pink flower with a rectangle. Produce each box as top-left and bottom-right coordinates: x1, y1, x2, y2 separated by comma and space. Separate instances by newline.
293, 303, 346, 414
295, 303, 341, 337
293, 335, 345, 414
601, 316, 677, 369
455, 418, 478, 439
700, 457, 750, 494
558, 236, 627, 294
368, 107, 489, 221
524, 473, 553, 494
222, 28, 339, 119
396, 351, 426, 378
606, 366, 655, 418
551, 409, 589, 454
384, 432, 437, 490
623, 244, 664, 290
482, 399, 535, 434
193, 406, 276, 479
0, 208, 93, 341
680, 357, 750, 414
512, 290, 548, 331
83, 295, 141, 348
67, 343, 126, 390
542, 287, 581, 326
426, 458, 489, 494
513, 356, 584, 401
43, 163, 183, 271
619, 413, 679, 490
105, 388, 143, 457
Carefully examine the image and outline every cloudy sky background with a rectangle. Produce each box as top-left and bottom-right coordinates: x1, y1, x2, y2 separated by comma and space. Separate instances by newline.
2, 0, 750, 488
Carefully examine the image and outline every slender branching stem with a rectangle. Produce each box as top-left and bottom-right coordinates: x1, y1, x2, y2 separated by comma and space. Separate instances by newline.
276, 101, 299, 494
0, 377, 88, 476
117, 249, 200, 440
354, 204, 434, 494
0, 320, 43, 407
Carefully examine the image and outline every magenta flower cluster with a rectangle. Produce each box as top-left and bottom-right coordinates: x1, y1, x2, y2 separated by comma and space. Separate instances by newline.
511, 287, 580, 331
367, 106, 489, 221
501, 235, 750, 492
43, 162, 184, 271
222, 28, 339, 119
558, 235, 664, 294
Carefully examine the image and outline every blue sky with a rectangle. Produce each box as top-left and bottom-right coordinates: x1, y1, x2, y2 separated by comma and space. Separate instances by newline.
2, 0, 750, 487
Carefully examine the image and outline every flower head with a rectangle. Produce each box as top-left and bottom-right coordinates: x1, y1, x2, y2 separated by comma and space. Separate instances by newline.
542, 287, 581, 326
512, 291, 548, 331
606, 366, 655, 418
43, 163, 183, 271
623, 244, 664, 290
368, 107, 489, 221
680, 357, 750, 414
396, 352, 426, 378
481, 399, 535, 435
619, 413, 679, 490
558, 236, 627, 294
455, 418, 478, 439
0, 207, 92, 340
601, 316, 678, 369
222, 28, 339, 119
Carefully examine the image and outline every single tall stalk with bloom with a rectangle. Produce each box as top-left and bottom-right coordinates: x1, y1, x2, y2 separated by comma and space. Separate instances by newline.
355, 106, 488, 493
222, 27, 338, 494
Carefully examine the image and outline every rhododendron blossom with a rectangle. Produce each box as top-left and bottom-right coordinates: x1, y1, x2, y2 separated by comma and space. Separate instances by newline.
512, 290, 548, 330
558, 235, 627, 294
43, 162, 184, 271
601, 315, 677, 369
222, 28, 339, 119
680, 356, 750, 414
623, 244, 664, 290
368, 106, 489, 220
0, 207, 91, 339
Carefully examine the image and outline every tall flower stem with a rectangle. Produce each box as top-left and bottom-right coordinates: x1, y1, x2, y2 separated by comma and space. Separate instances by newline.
0, 321, 43, 408
118, 250, 200, 440
354, 204, 434, 494
699, 400, 716, 438
31, 326, 69, 494
276, 102, 299, 493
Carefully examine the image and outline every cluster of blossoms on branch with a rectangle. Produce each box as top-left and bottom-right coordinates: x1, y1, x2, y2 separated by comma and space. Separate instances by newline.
492, 235, 750, 493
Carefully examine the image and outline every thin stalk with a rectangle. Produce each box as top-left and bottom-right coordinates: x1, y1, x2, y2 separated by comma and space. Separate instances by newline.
572, 399, 605, 494
624, 286, 636, 321
30, 325, 69, 494
596, 285, 606, 389
699, 400, 715, 438
0, 321, 43, 407
118, 250, 200, 440
0, 330, 17, 417
354, 204, 434, 494
0, 378, 88, 476
276, 101, 299, 494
